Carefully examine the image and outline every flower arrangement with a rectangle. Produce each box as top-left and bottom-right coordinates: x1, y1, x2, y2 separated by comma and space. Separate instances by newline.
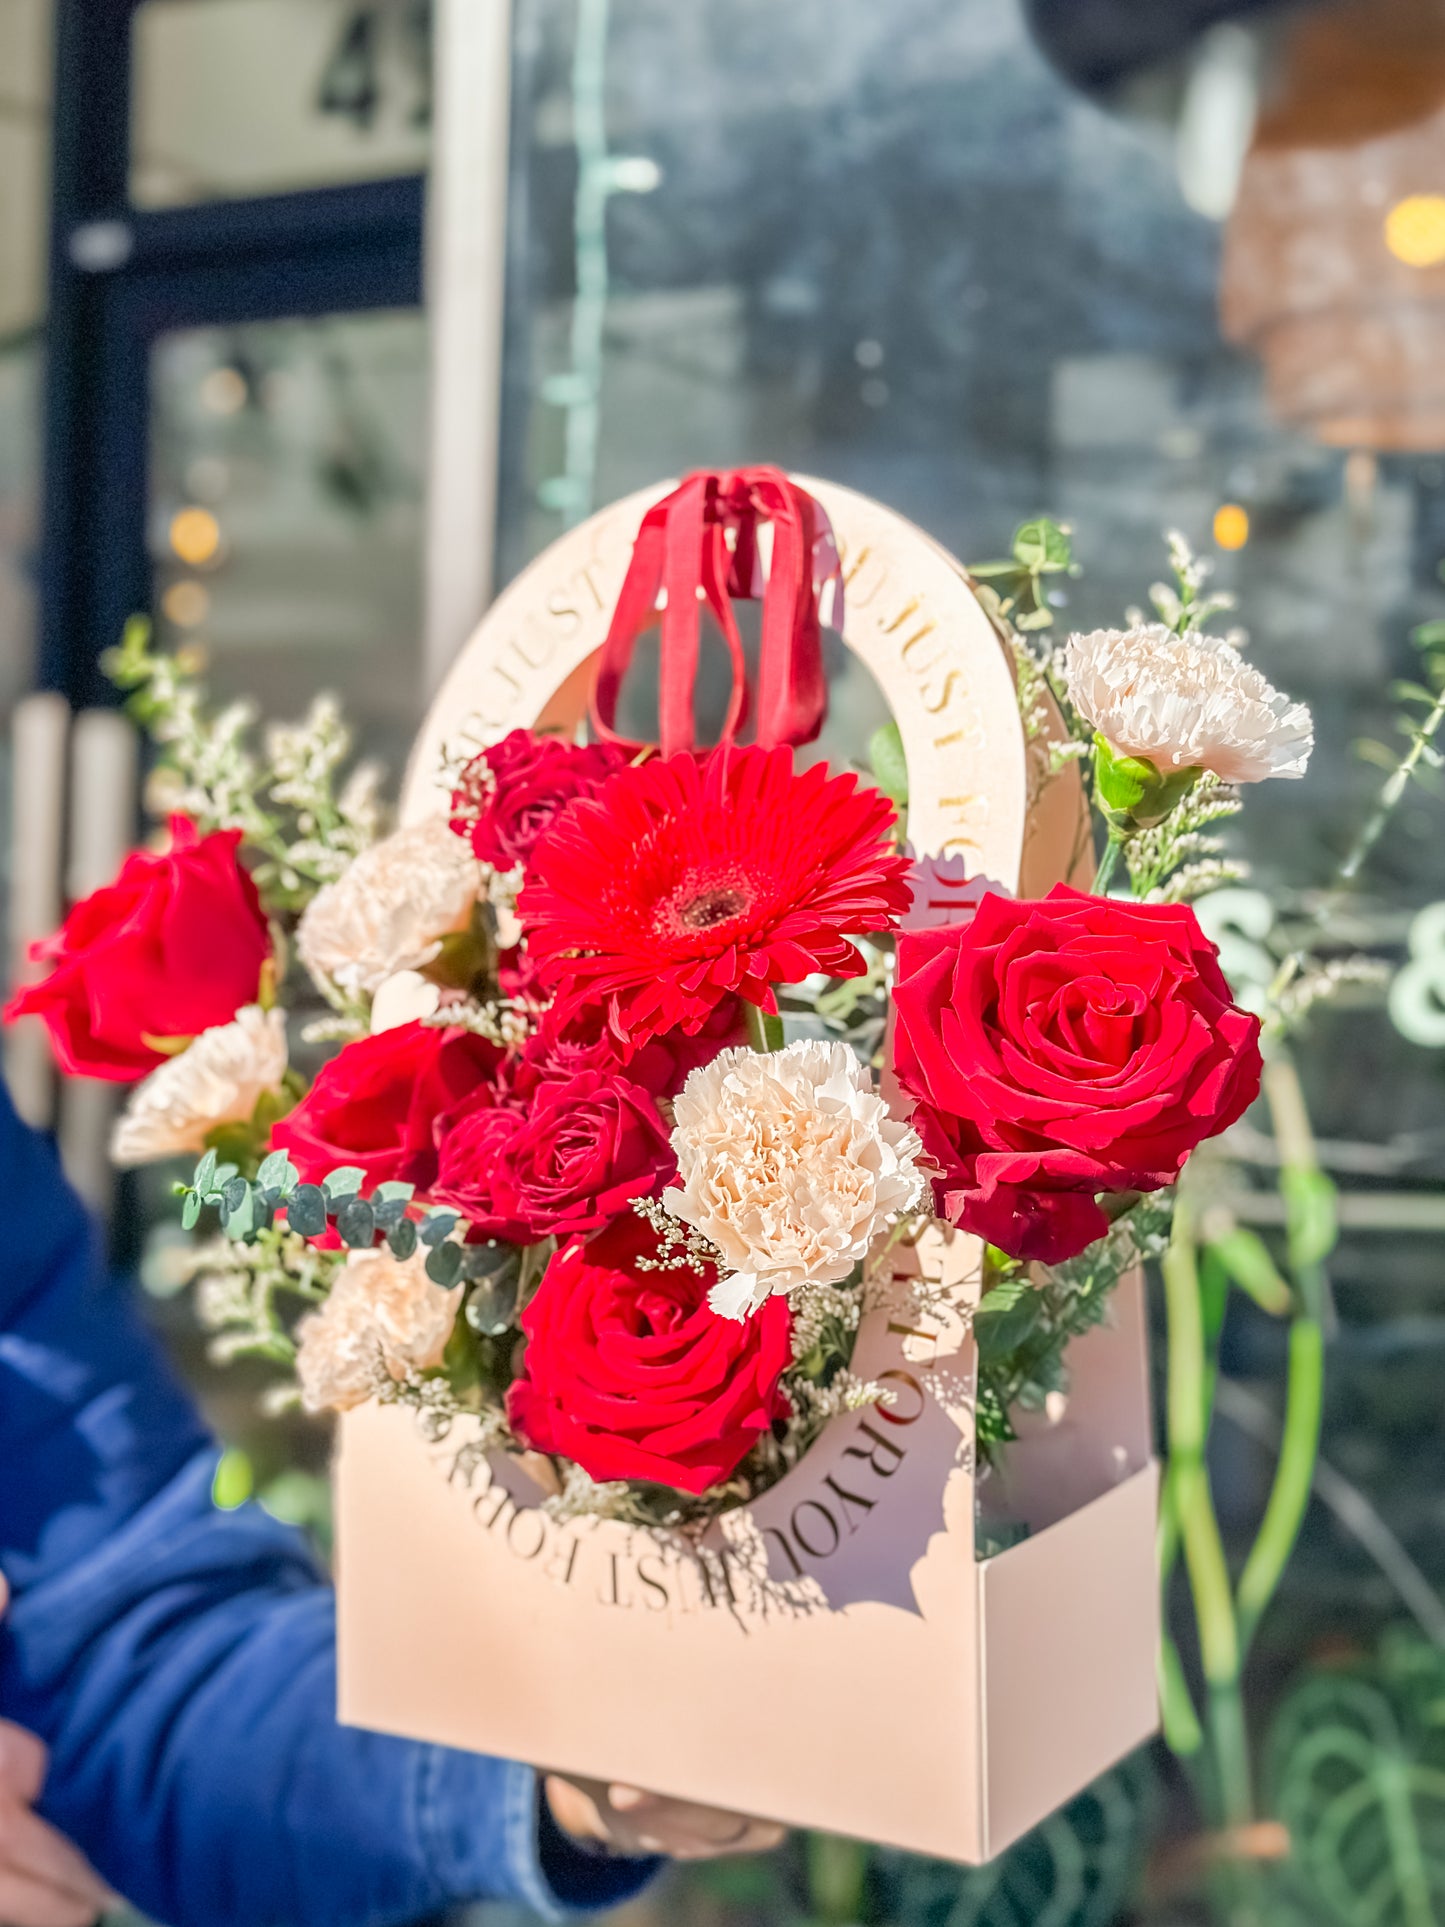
6, 485, 1307, 1544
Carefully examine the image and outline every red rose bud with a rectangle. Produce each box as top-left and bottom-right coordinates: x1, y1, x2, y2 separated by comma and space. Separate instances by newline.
449, 729, 629, 871
432, 1068, 675, 1245
892, 885, 1263, 1265
507, 1214, 794, 1495
272, 1021, 504, 1197
4, 818, 271, 1081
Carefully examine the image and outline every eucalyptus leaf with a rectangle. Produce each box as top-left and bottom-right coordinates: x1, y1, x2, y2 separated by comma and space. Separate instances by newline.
286, 1185, 328, 1239
387, 1218, 418, 1261
322, 1165, 367, 1202
420, 1210, 460, 1248
466, 1269, 521, 1336
256, 1149, 298, 1195
425, 1241, 464, 1288
335, 1197, 376, 1250
223, 1188, 258, 1241
181, 1191, 202, 1231
193, 1149, 218, 1196
222, 1175, 250, 1212
374, 1180, 416, 1204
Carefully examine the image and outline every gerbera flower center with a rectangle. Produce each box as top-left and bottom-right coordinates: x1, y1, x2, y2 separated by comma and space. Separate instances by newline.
653, 863, 760, 944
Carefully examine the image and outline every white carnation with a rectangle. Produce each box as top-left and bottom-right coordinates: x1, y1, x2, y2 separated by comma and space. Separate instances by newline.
296, 816, 482, 1002
111, 1005, 288, 1167
1063, 624, 1313, 785
665, 1039, 926, 1321
294, 1248, 459, 1414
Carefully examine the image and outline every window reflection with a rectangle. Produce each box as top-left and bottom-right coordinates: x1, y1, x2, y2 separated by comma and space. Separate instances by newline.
150, 312, 428, 773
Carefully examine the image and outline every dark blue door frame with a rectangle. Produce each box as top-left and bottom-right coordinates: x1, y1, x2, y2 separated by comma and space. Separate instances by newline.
39, 0, 425, 709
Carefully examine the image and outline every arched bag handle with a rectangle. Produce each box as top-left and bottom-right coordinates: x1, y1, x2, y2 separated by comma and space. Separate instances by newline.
589, 465, 843, 758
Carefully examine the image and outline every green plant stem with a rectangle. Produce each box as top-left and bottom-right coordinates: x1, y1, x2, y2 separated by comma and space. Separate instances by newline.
744, 1000, 785, 1054
1165, 1201, 1254, 1831
1092, 829, 1127, 895
1234, 1056, 1329, 1657
1270, 684, 1445, 1009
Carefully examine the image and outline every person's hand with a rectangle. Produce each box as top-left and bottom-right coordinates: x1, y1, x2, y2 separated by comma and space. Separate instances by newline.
0, 1574, 118, 1926
544, 1773, 785, 1861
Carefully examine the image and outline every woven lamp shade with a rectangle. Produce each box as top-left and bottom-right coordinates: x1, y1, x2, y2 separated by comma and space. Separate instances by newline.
1220, 0, 1445, 450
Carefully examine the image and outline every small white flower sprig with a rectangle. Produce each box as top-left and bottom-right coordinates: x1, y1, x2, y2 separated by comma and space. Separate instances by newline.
1060, 534, 1314, 893
103, 617, 384, 915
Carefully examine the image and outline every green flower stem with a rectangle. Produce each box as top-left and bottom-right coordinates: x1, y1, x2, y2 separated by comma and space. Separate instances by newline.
744, 1000, 785, 1054
1158, 1623, 1205, 1757
1235, 1319, 1324, 1655
1234, 1056, 1329, 1657
1091, 829, 1128, 895
1165, 1200, 1254, 1831
1269, 682, 1445, 1010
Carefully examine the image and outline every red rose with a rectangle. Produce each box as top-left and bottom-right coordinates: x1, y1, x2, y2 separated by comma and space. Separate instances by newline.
893, 885, 1263, 1265
433, 1068, 675, 1243
520, 989, 746, 1095
450, 729, 628, 870
272, 1022, 502, 1194
507, 1215, 793, 1494
3, 818, 271, 1081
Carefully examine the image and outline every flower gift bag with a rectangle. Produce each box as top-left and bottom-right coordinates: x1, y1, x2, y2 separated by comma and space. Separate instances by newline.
333, 473, 1162, 1863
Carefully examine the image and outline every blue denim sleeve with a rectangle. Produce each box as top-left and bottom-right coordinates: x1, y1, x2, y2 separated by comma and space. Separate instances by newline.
0, 1090, 655, 1927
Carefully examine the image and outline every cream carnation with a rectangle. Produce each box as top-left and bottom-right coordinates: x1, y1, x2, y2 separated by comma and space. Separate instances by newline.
294, 1248, 459, 1413
1063, 624, 1313, 785
111, 1004, 288, 1167
665, 1039, 926, 1321
296, 816, 482, 1001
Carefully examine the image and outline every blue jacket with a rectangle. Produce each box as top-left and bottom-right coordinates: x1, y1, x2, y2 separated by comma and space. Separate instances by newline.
0, 1087, 654, 1926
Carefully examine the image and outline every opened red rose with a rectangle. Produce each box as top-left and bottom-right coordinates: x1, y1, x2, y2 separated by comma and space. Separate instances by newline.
4, 817, 271, 1081
272, 1021, 502, 1194
507, 1214, 793, 1493
893, 885, 1262, 1264
432, 1068, 675, 1244
450, 729, 628, 871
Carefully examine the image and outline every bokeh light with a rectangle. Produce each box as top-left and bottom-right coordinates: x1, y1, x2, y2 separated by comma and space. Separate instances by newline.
1213, 502, 1250, 551
1384, 194, 1445, 268
168, 506, 222, 567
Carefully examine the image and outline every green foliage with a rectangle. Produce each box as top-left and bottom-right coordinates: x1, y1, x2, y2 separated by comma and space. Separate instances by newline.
973, 1278, 1041, 1363
1123, 775, 1245, 904
1263, 1633, 1445, 1927
870, 1753, 1157, 1927
1092, 733, 1202, 830
970, 519, 1076, 633
175, 1154, 473, 1279
869, 720, 909, 806
103, 616, 383, 914
973, 1200, 1170, 1463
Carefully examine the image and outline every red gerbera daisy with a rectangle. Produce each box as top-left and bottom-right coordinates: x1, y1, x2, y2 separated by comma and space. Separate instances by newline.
518, 743, 910, 1052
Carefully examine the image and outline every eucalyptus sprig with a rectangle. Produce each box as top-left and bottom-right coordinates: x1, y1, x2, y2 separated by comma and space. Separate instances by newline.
176, 1149, 486, 1288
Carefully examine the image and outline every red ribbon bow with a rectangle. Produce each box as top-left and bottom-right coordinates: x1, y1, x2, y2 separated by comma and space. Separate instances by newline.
590, 466, 841, 759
